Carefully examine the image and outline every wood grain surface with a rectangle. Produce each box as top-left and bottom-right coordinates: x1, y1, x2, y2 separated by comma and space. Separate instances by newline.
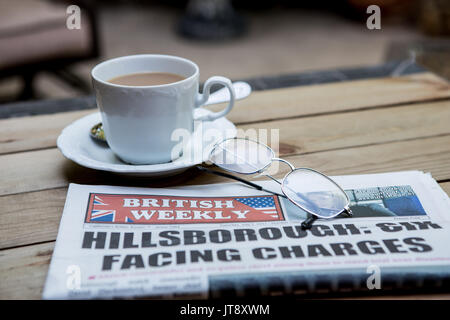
0, 72, 449, 299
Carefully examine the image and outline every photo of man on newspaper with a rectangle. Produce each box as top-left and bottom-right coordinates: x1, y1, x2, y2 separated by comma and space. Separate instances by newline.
283, 185, 427, 222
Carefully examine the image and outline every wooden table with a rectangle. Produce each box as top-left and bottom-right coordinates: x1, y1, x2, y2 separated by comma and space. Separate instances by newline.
1, 72, 450, 299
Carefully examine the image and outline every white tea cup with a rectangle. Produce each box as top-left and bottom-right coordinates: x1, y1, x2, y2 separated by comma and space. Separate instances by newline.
91, 54, 235, 165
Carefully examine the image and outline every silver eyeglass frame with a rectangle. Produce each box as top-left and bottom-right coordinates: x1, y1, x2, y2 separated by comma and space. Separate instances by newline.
207, 137, 353, 224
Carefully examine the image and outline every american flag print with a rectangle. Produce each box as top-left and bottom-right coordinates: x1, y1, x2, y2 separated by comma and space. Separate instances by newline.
234, 197, 279, 218
85, 193, 284, 224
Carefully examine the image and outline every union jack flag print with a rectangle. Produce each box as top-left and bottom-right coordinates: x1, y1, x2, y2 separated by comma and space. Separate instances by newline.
89, 196, 118, 222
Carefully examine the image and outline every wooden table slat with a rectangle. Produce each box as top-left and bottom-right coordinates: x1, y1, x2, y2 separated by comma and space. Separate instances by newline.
0, 98, 449, 197
2, 97, 450, 159
1, 72, 450, 156
1, 135, 450, 250
213, 72, 450, 124
441, 181, 450, 195
0, 242, 53, 300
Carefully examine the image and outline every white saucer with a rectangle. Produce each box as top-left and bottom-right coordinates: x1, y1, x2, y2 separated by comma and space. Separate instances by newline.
57, 109, 236, 177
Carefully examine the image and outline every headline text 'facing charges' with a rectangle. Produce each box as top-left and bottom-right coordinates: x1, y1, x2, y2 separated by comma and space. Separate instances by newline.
78, 221, 442, 270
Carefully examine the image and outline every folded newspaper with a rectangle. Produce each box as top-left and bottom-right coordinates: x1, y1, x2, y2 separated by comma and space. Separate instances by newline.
43, 171, 450, 299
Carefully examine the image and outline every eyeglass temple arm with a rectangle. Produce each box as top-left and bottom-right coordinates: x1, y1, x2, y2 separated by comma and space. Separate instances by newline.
302, 207, 353, 230
196, 166, 287, 198
301, 215, 317, 229
344, 206, 353, 217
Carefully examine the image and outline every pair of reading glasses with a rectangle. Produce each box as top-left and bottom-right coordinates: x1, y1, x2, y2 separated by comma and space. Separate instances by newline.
197, 138, 352, 229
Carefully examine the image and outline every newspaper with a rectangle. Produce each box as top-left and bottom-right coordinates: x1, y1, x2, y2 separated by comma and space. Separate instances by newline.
43, 171, 450, 299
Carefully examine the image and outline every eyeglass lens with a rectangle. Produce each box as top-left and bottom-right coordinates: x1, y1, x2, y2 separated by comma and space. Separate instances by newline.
282, 168, 348, 218
209, 138, 274, 174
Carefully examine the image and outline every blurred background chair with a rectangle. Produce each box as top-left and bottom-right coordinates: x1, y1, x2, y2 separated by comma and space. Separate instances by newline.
0, 0, 448, 106
0, 0, 99, 101
177, 0, 246, 40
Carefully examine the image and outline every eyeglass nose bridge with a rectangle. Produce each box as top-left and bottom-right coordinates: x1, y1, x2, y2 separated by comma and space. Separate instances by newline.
271, 157, 295, 172
257, 157, 295, 186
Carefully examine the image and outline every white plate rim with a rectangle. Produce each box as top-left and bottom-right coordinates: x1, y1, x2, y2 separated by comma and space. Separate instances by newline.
57, 111, 236, 174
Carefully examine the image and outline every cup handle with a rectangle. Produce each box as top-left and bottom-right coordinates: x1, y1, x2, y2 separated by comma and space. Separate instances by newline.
194, 76, 235, 121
